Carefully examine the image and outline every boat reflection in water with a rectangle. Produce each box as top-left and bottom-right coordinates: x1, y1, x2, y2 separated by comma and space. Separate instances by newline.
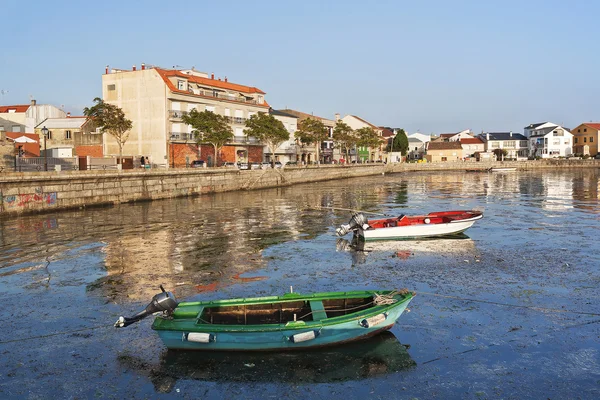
118, 331, 414, 392
336, 233, 477, 264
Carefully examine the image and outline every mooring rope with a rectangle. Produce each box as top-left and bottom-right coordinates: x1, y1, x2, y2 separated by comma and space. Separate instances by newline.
0, 324, 111, 345
418, 291, 600, 317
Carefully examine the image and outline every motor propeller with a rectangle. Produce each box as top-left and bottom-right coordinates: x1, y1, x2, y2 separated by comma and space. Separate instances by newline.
114, 285, 178, 328
336, 213, 369, 236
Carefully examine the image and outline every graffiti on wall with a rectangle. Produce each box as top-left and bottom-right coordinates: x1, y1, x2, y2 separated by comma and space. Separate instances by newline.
2, 188, 57, 210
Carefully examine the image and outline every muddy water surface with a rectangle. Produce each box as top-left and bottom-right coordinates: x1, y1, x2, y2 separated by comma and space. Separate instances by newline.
1, 169, 599, 399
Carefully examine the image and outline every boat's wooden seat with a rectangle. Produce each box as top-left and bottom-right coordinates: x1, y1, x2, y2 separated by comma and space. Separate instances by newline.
309, 300, 328, 320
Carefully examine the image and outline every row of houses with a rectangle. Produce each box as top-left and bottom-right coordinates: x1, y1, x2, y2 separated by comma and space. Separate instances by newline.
1, 63, 599, 167
407, 122, 599, 162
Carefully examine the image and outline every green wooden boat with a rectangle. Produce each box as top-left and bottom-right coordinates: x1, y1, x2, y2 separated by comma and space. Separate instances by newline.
115, 286, 415, 351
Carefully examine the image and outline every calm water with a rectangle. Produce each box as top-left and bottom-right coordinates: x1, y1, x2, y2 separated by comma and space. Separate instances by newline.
1, 169, 599, 399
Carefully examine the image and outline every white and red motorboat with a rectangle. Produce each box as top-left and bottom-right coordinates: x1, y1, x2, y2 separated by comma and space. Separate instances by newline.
336, 210, 483, 241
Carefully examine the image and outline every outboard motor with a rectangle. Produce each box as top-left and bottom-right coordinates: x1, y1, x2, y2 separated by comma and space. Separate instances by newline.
336, 213, 369, 236
114, 285, 178, 328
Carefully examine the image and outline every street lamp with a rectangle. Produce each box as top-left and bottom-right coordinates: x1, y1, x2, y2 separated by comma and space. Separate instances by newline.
41, 126, 48, 171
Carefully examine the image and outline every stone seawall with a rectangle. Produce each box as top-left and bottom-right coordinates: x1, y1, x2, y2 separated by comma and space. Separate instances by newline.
1, 159, 598, 217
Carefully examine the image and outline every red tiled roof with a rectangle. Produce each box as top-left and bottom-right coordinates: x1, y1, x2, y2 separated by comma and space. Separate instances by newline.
460, 138, 484, 144
380, 128, 394, 138
154, 68, 269, 108
427, 141, 463, 150
439, 133, 455, 138
0, 104, 30, 113
583, 123, 600, 130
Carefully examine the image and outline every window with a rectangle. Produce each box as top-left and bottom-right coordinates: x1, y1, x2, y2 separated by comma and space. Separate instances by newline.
205, 106, 215, 113
177, 80, 186, 90
505, 141, 515, 148
46, 131, 52, 139
224, 108, 231, 117
65, 130, 72, 139
584, 128, 587, 132
575, 137, 578, 143
12, 125, 21, 132
107, 84, 116, 91
578, 129, 581, 132
590, 137, 594, 143
584, 137, 587, 143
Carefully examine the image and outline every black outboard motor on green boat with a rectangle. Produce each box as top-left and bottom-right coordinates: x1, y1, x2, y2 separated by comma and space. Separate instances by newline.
336, 212, 369, 237
114, 285, 178, 328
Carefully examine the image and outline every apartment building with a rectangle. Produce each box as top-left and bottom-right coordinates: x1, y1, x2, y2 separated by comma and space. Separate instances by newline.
340, 115, 386, 162
279, 109, 336, 164
270, 109, 299, 164
478, 132, 528, 159
101, 64, 270, 167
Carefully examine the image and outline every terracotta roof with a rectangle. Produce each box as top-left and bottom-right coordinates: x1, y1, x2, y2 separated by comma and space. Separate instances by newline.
380, 128, 394, 138
5, 132, 38, 141
278, 109, 335, 124
583, 123, 600, 130
427, 141, 463, 150
439, 133, 456, 138
153, 68, 269, 108
0, 104, 30, 113
460, 138, 484, 144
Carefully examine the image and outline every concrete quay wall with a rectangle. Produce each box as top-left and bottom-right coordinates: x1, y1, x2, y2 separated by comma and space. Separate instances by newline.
0, 159, 598, 217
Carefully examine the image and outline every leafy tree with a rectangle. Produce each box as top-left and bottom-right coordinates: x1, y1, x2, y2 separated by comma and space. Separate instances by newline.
493, 148, 508, 161
244, 112, 289, 166
295, 118, 329, 165
355, 127, 381, 160
332, 121, 356, 162
388, 129, 409, 156
83, 97, 132, 163
182, 109, 233, 166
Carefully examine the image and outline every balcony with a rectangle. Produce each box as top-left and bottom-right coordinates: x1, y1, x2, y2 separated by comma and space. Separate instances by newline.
226, 116, 247, 124
193, 89, 259, 105
170, 132, 195, 141
169, 110, 188, 120
233, 136, 260, 144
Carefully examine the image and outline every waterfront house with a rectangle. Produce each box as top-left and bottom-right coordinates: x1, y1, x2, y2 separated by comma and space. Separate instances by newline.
524, 122, 573, 158
459, 137, 485, 160
269, 109, 299, 164
280, 109, 336, 164
0, 100, 66, 134
478, 132, 528, 160
102, 64, 270, 167
407, 133, 431, 161
425, 141, 463, 162
34, 116, 101, 157
571, 123, 600, 157
434, 129, 474, 142
340, 115, 387, 162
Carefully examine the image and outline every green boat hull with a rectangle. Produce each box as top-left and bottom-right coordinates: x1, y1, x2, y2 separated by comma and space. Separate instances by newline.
151, 290, 414, 351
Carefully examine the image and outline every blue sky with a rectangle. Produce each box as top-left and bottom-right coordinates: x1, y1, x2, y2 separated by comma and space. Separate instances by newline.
2, 0, 599, 133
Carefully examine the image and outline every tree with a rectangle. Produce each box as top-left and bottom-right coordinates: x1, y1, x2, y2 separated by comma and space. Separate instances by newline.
493, 148, 508, 161
83, 97, 132, 163
295, 118, 329, 165
244, 112, 289, 166
182, 109, 233, 166
332, 121, 356, 163
388, 129, 409, 157
355, 127, 381, 161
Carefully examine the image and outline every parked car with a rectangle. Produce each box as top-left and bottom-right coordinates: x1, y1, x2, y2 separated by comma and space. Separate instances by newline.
285, 161, 297, 166
274, 161, 283, 168
261, 162, 272, 169
250, 162, 261, 170
190, 160, 205, 168
222, 162, 237, 167
237, 162, 249, 170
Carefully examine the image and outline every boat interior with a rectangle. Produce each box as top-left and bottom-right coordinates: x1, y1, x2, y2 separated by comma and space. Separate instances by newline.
370, 211, 481, 229
197, 297, 374, 325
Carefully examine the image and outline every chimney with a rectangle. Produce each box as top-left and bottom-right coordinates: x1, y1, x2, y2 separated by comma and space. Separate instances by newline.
105, 65, 109, 74
486, 133, 489, 140
132, 65, 137, 71
335, 113, 340, 121
141, 63, 145, 70
211, 73, 214, 80
509, 131, 512, 137
224, 76, 228, 82
67, 112, 71, 117
31, 99, 37, 106
218, 78, 221, 81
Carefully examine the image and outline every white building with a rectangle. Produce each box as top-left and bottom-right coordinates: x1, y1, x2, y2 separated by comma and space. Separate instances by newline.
407, 133, 430, 161
478, 132, 529, 160
0, 100, 66, 133
524, 122, 573, 158
269, 109, 298, 164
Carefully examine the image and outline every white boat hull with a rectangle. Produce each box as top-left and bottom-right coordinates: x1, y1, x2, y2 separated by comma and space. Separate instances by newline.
359, 215, 482, 241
